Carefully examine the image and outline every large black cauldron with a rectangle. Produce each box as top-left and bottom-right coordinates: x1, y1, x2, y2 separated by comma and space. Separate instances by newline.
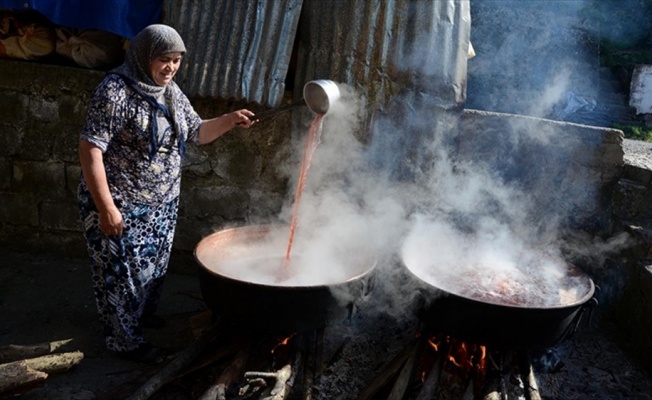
195, 224, 376, 331
403, 258, 597, 350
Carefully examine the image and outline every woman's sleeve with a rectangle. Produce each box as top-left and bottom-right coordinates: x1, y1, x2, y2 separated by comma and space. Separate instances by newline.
80, 76, 127, 151
176, 88, 203, 144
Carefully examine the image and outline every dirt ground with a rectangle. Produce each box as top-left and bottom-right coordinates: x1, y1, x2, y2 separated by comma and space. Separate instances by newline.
3, 247, 652, 400
0, 247, 208, 400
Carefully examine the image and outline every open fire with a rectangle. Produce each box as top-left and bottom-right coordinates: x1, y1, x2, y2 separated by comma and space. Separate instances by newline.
103, 312, 328, 399
108, 296, 588, 400
355, 329, 546, 400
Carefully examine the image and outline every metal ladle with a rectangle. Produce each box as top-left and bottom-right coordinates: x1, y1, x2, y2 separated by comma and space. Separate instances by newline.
251, 79, 341, 121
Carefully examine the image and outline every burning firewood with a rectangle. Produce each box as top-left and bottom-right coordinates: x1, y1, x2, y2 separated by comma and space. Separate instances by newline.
298, 328, 323, 400
241, 364, 293, 400
518, 352, 542, 400
198, 348, 250, 400
415, 346, 445, 400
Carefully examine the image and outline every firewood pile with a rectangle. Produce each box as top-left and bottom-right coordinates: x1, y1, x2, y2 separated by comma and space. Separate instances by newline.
93, 311, 326, 400
0, 339, 83, 397
355, 329, 543, 400
90, 310, 544, 400
4, 307, 646, 400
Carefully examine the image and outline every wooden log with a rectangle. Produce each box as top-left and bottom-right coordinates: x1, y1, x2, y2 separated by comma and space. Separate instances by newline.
125, 321, 221, 400
0, 339, 74, 363
461, 379, 475, 400
314, 328, 324, 379
518, 352, 542, 400
499, 353, 509, 400
302, 330, 319, 400
188, 310, 214, 333
244, 364, 293, 400
480, 370, 502, 400
0, 361, 48, 397
198, 348, 250, 400
415, 347, 445, 400
0, 344, 48, 363
169, 332, 242, 382
387, 338, 421, 400
324, 335, 351, 373
22, 351, 84, 374
265, 364, 292, 400
355, 338, 418, 400
0, 349, 84, 392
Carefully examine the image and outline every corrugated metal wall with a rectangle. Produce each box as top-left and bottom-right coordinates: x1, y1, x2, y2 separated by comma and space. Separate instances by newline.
163, 0, 303, 106
294, 0, 471, 112
164, 0, 470, 112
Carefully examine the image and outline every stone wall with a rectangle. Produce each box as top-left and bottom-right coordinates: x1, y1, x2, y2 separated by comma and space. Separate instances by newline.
0, 60, 289, 271
458, 109, 624, 236
610, 141, 652, 374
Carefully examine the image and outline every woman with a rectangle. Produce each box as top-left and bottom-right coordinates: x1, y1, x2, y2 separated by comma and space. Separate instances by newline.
78, 24, 255, 363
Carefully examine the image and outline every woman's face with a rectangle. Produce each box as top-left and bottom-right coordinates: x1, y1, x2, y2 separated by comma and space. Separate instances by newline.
150, 52, 183, 86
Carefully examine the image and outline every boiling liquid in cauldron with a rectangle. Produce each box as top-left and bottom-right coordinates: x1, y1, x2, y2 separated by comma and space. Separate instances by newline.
210, 256, 352, 286
436, 262, 590, 307
199, 234, 371, 287
401, 219, 593, 308
405, 254, 593, 308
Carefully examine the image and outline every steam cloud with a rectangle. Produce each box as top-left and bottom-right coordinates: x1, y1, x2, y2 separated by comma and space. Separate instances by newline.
270, 0, 636, 320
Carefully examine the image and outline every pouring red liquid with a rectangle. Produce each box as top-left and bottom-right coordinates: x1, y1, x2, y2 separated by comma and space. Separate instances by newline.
282, 114, 324, 276
267, 79, 339, 281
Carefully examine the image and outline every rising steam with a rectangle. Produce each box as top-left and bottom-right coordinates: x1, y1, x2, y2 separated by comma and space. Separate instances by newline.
272, 1, 634, 318
203, 1, 633, 320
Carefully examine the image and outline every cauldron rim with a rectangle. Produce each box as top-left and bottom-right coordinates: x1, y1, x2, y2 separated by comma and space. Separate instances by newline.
404, 261, 596, 311
194, 224, 377, 290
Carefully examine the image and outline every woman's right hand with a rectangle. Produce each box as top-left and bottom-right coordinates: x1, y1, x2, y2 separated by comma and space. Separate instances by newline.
99, 205, 126, 236
79, 139, 126, 236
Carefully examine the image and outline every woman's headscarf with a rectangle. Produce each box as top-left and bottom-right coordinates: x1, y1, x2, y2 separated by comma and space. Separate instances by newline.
111, 24, 187, 159
112, 24, 186, 97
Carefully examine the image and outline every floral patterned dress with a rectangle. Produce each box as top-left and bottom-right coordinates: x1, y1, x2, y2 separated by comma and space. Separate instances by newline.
78, 74, 202, 352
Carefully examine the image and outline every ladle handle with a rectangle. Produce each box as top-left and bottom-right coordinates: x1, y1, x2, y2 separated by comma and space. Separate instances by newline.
250, 98, 306, 121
